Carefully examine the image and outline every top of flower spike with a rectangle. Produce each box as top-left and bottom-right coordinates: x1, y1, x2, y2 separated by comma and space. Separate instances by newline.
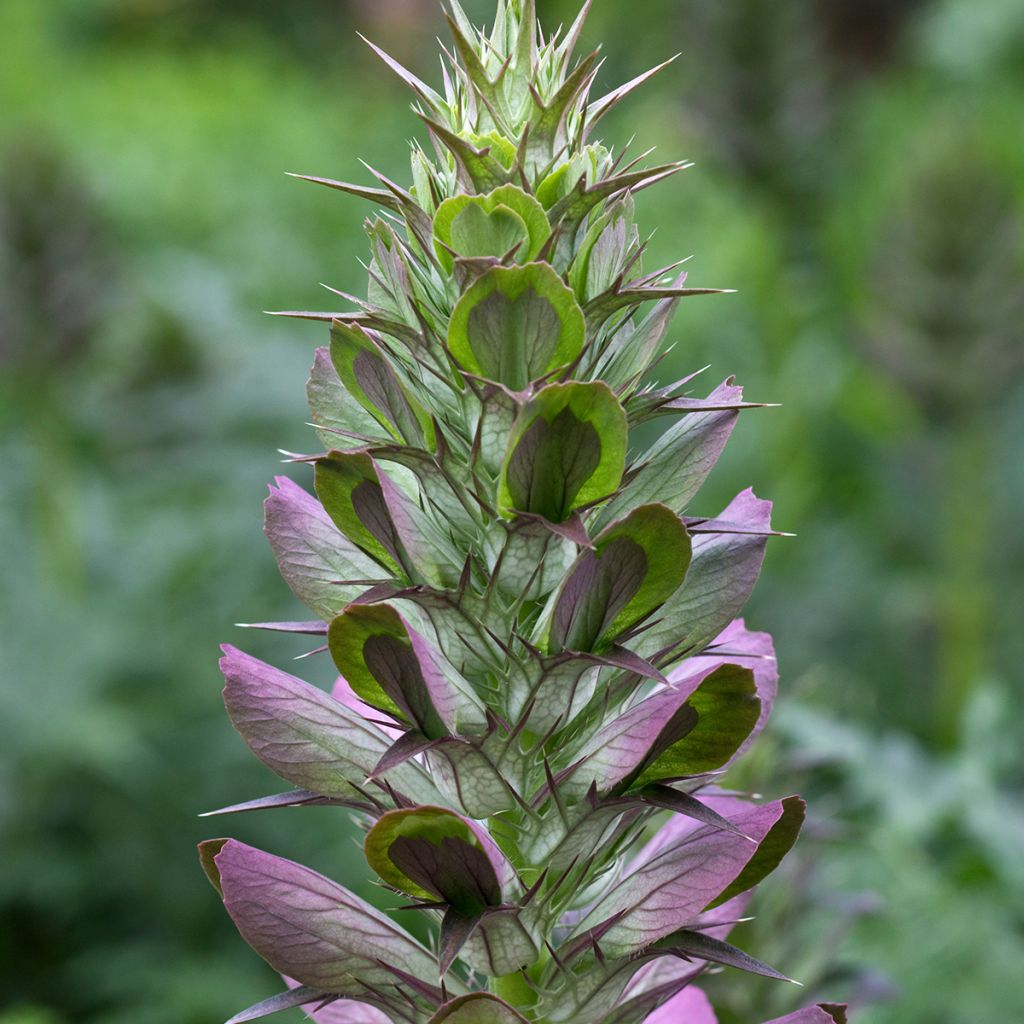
362, 0, 681, 190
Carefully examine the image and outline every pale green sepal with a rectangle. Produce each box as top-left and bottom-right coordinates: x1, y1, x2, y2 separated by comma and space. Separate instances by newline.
434, 185, 550, 271
448, 263, 584, 391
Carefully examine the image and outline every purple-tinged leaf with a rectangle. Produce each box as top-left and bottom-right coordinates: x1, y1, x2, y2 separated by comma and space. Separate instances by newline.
264, 477, 384, 619
513, 510, 592, 548
661, 394, 778, 414
499, 381, 627, 523
632, 665, 761, 786
570, 801, 793, 957
598, 380, 746, 528
638, 785, 754, 839
683, 516, 791, 537
764, 1008, 848, 1024
548, 504, 691, 654
654, 929, 794, 983
370, 730, 434, 780
224, 985, 325, 1024
439, 908, 484, 975
641, 985, 717, 1024
220, 645, 419, 802
200, 790, 345, 818
634, 490, 774, 664
428, 993, 530, 1024
582, 645, 666, 682
706, 796, 805, 909
307, 347, 387, 451
374, 466, 464, 589
236, 621, 327, 636
608, 896, 752, 1023
327, 604, 485, 737
332, 675, 402, 739
571, 663, 759, 794
206, 840, 439, 996
283, 975, 390, 1024
630, 795, 752, 868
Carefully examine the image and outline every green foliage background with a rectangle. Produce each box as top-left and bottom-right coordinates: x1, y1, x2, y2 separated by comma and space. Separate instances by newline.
1, 0, 1021, 1021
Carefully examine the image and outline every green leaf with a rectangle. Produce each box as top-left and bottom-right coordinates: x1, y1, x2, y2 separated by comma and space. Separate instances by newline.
364, 807, 500, 910
450, 202, 528, 261
448, 263, 585, 390
330, 321, 434, 449
306, 346, 383, 450
632, 490, 773, 663
434, 185, 551, 271
197, 839, 228, 895
314, 452, 402, 575
498, 381, 627, 522
707, 795, 806, 909
598, 380, 743, 525
419, 115, 514, 193
548, 504, 691, 653
328, 604, 484, 737
375, 464, 464, 589
524, 52, 598, 175
425, 740, 517, 818
467, 131, 519, 169
634, 664, 761, 784
568, 195, 637, 303
428, 993, 530, 1024
536, 159, 580, 210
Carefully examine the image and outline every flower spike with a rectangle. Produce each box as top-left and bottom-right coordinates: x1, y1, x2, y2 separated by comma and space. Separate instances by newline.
200, 5, 845, 1024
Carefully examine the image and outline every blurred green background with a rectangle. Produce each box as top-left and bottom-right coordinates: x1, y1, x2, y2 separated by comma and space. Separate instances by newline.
1, 0, 1022, 1021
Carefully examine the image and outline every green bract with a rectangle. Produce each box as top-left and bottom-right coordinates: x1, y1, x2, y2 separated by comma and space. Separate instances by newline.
546, 503, 692, 654
498, 381, 627, 521
449, 263, 584, 389
200, 4, 843, 1024
434, 184, 551, 270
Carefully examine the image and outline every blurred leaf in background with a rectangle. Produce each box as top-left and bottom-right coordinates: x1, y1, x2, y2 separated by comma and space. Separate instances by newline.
0, 0, 1021, 1022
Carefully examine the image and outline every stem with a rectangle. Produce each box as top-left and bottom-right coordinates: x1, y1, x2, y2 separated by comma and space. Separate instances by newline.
491, 969, 537, 1012
934, 416, 993, 748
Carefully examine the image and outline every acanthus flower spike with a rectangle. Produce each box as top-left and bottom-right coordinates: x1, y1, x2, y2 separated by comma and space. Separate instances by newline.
199, 3, 846, 1022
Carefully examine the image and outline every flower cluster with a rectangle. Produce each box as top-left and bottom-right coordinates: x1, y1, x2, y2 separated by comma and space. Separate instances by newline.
198, 4, 845, 1023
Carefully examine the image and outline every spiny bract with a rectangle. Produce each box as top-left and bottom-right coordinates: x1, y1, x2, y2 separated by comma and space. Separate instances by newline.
198, 4, 845, 1024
